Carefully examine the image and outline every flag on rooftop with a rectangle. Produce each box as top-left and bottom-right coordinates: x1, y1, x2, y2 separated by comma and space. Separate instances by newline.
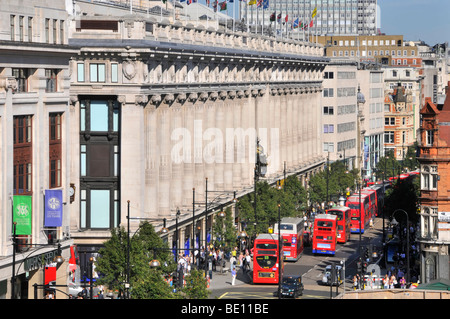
219, 0, 227, 10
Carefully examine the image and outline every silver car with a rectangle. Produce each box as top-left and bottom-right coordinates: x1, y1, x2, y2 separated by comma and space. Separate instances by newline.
321, 264, 343, 286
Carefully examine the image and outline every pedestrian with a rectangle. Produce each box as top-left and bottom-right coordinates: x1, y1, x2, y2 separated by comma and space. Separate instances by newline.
383, 274, 389, 289
389, 275, 397, 289
208, 255, 213, 279
245, 252, 251, 271
399, 277, 406, 289
353, 275, 358, 290
231, 267, 236, 285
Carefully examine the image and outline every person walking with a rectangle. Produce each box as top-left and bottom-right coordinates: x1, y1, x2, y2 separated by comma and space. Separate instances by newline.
245, 252, 251, 271
383, 274, 389, 289
353, 275, 358, 290
231, 267, 236, 285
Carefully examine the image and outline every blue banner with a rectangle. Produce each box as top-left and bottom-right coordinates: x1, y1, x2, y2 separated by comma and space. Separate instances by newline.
44, 189, 63, 227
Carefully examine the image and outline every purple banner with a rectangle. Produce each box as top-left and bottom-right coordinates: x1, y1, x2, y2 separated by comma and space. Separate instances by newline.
44, 189, 63, 227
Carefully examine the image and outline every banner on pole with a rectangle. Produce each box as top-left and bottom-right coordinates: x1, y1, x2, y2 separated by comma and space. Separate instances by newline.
13, 195, 32, 235
45, 189, 63, 227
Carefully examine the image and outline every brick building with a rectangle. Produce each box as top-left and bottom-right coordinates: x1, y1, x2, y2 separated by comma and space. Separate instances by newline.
417, 83, 450, 283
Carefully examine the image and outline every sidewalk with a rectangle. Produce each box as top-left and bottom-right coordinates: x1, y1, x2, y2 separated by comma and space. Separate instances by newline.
207, 261, 252, 291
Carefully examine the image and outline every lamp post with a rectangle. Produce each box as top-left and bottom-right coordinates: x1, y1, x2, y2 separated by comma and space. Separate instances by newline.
10, 221, 65, 299
391, 209, 410, 284
126, 201, 169, 297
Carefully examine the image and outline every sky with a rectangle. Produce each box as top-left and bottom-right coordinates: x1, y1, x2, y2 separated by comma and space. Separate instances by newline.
378, 0, 450, 45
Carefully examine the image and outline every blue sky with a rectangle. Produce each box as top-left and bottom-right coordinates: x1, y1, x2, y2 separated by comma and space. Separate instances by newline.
378, 0, 450, 45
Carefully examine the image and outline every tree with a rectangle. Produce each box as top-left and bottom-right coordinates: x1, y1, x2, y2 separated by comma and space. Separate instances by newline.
237, 176, 309, 237
212, 207, 236, 249
182, 269, 209, 299
95, 222, 177, 299
308, 161, 359, 205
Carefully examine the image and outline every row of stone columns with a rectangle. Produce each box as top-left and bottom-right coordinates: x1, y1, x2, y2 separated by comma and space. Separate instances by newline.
140, 84, 323, 244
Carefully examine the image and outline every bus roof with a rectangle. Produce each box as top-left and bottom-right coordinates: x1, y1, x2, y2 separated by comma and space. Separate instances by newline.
346, 194, 368, 202
280, 217, 304, 224
314, 214, 337, 220
255, 233, 279, 241
327, 206, 350, 212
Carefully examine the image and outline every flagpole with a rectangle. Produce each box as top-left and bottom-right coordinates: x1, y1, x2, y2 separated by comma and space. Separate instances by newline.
262, 1, 264, 36
274, 1, 276, 39
233, 0, 236, 33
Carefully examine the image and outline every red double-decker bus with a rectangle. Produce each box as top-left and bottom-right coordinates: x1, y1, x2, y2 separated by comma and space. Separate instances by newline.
361, 188, 377, 219
312, 214, 337, 255
345, 193, 370, 234
273, 217, 304, 261
327, 206, 351, 244
252, 234, 283, 284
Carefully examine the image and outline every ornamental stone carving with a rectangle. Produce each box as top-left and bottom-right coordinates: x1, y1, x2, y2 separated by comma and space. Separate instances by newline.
150, 94, 162, 105
164, 93, 175, 104
219, 91, 227, 100
135, 95, 148, 105
176, 93, 187, 103
199, 92, 209, 102
122, 60, 137, 80
188, 92, 198, 102
0, 77, 17, 92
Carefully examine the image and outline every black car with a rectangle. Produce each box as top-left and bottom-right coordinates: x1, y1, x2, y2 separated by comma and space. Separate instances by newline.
279, 275, 304, 298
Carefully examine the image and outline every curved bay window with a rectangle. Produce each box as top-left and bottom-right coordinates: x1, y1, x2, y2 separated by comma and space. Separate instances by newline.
80, 98, 120, 229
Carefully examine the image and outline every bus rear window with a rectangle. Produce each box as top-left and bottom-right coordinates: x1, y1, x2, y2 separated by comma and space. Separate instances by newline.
317, 221, 333, 227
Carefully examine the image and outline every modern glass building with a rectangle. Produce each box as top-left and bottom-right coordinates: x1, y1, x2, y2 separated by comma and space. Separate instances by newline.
241, 0, 378, 37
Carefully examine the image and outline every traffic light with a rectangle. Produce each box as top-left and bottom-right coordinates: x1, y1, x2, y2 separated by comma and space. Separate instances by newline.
357, 260, 362, 273
364, 247, 369, 260
257, 153, 268, 177
362, 262, 368, 273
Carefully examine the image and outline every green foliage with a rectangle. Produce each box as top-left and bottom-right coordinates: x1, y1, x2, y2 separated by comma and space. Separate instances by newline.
385, 176, 420, 224
308, 160, 359, 204
182, 269, 209, 299
212, 207, 236, 249
95, 222, 177, 299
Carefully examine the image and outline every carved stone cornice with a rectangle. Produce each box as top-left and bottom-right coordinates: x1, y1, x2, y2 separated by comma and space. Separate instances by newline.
209, 91, 218, 101
135, 94, 148, 106
150, 94, 162, 105
117, 95, 127, 104
188, 92, 198, 102
228, 91, 236, 99
237, 90, 245, 98
69, 95, 79, 106
0, 77, 17, 92
219, 90, 227, 100
199, 92, 209, 102
176, 93, 187, 103
164, 93, 175, 104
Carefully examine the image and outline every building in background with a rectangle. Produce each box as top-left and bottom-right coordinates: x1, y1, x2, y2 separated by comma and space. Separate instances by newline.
417, 87, 450, 283
0, 0, 77, 299
242, 0, 378, 38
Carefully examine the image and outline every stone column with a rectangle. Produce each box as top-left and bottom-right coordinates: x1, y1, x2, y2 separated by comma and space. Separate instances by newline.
157, 95, 173, 217
170, 94, 185, 212
183, 93, 196, 207
145, 95, 160, 217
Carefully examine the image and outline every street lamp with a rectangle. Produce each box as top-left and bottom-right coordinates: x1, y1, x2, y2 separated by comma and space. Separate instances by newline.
11, 222, 65, 299
391, 209, 410, 284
